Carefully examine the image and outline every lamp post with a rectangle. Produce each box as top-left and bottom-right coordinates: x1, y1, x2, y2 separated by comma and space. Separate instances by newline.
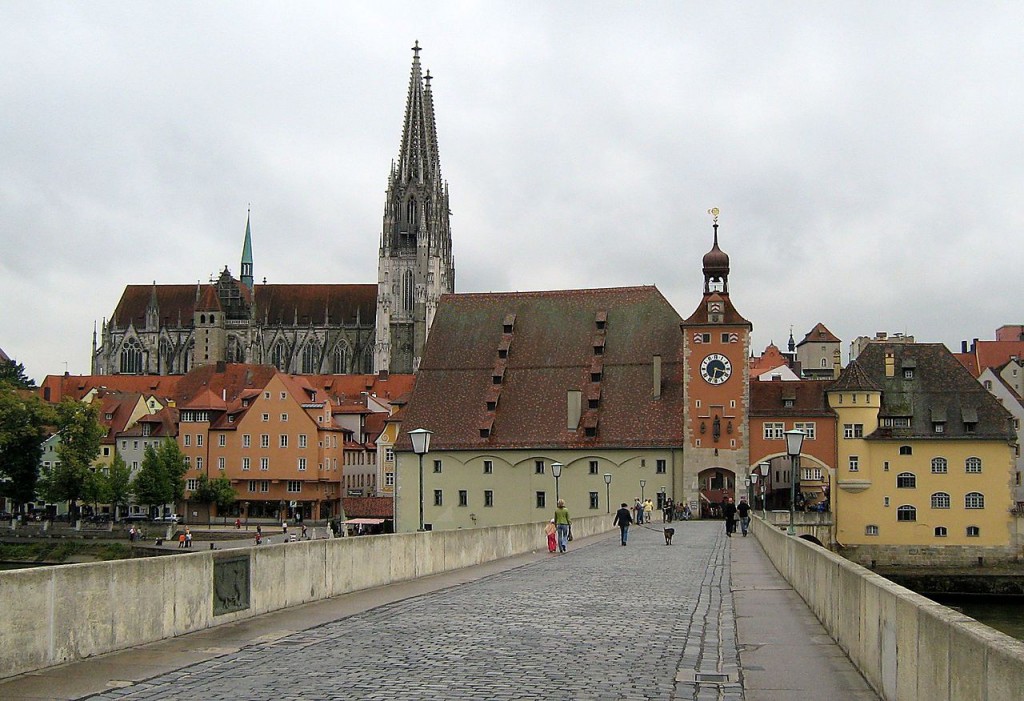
408, 428, 433, 532
784, 429, 805, 536
758, 461, 769, 517
603, 473, 612, 513
639, 479, 646, 503
551, 462, 563, 504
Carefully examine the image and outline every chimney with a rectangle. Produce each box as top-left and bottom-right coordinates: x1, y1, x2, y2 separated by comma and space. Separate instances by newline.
652, 355, 662, 399
961, 340, 968, 353
885, 350, 896, 377
833, 348, 842, 379
567, 390, 582, 430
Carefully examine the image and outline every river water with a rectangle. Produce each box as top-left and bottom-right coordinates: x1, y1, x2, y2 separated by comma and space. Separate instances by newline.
931, 595, 1024, 641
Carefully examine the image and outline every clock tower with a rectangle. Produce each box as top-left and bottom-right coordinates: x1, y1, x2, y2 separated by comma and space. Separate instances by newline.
680, 210, 752, 516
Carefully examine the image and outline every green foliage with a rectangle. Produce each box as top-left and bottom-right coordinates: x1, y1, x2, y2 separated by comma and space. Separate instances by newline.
0, 541, 133, 563
130, 439, 188, 510
0, 359, 35, 389
38, 400, 105, 516
0, 384, 53, 508
192, 473, 237, 514
106, 454, 132, 518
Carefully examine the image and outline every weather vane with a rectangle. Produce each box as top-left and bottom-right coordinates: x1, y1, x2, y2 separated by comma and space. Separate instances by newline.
707, 207, 719, 224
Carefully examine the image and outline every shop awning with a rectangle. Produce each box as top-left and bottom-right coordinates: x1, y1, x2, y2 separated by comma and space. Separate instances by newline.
343, 518, 386, 525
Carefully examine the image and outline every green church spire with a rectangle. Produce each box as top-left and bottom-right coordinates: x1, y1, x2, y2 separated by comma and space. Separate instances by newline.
241, 208, 254, 293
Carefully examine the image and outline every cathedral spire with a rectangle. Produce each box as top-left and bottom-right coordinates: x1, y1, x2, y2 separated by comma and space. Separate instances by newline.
241, 209, 254, 293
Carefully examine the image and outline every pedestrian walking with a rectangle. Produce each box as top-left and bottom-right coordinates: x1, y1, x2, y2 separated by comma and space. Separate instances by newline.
301, 524, 308, 540
634, 499, 644, 525
644, 499, 654, 524
613, 502, 633, 545
545, 519, 557, 553
737, 498, 751, 536
282, 521, 288, 535
554, 499, 571, 553
723, 497, 737, 537
184, 527, 192, 548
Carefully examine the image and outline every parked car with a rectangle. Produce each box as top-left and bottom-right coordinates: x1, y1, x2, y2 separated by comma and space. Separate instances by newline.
155, 514, 181, 524
123, 514, 150, 523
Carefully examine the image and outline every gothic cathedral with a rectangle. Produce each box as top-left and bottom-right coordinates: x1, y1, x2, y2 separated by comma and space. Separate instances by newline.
91, 43, 455, 377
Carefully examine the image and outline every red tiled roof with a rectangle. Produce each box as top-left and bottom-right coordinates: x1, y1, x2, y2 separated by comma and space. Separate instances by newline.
750, 343, 788, 372
797, 322, 840, 347
749, 379, 836, 417
396, 287, 685, 451
342, 496, 393, 519
954, 340, 1024, 378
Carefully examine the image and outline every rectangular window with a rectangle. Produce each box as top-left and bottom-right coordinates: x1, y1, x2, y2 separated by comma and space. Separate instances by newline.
280, 413, 288, 422
183, 435, 191, 447
433, 459, 442, 473
802, 467, 823, 481
299, 434, 307, 449
280, 392, 287, 400
458, 490, 468, 507
102, 447, 110, 456
434, 489, 443, 506
196, 434, 203, 447
865, 525, 879, 536
721, 332, 731, 343
248, 480, 258, 493
218, 457, 225, 471
536, 491, 546, 508
535, 460, 545, 474
484, 490, 494, 507
196, 457, 203, 471
262, 413, 269, 422
218, 434, 226, 447
590, 492, 599, 509
242, 457, 250, 471
279, 434, 288, 448
589, 460, 598, 474
187, 479, 198, 491
843, 424, 864, 439
287, 480, 301, 493
794, 422, 816, 440
763, 423, 784, 440
133, 440, 139, 449
656, 459, 667, 474
260, 457, 269, 471
260, 434, 270, 448
243, 434, 251, 448
849, 456, 859, 472
260, 480, 269, 493
298, 457, 307, 471
483, 460, 493, 474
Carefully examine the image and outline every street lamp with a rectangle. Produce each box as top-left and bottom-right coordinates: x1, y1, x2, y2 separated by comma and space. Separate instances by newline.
784, 429, 805, 536
603, 473, 612, 513
639, 479, 646, 503
758, 461, 770, 518
409, 428, 433, 532
551, 462, 563, 504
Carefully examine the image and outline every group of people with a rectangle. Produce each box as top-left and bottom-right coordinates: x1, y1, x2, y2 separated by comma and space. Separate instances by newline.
545, 499, 573, 553
632, 498, 654, 524
721, 497, 752, 537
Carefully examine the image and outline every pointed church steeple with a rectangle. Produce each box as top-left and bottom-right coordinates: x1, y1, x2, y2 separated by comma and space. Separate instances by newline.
375, 41, 456, 374
241, 209, 254, 293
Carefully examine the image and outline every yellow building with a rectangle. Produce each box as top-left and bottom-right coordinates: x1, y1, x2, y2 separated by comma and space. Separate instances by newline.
829, 343, 1017, 566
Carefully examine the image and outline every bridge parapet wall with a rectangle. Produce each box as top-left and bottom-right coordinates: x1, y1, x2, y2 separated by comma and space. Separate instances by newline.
0, 515, 611, 680
753, 516, 1024, 700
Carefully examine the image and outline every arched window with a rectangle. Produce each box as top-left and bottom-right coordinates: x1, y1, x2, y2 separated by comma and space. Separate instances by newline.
332, 343, 349, 373
934, 526, 947, 537
896, 505, 917, 522
271, 340, 288, 371
820, 358, 828, 367
896, 472, 916, 489
406, 198, 417, 225
966, 526, 980, 537
899, 446, 913, 455
964, 492, 985, 509
301, 342, 320, 374
403, 269, 414, 313
226, 336, 244, 363
931, 457, 947, 474
965, 457, 982, 473
930, 492, 950, 509
120, 338, 144, 374
159, 338, 175, 374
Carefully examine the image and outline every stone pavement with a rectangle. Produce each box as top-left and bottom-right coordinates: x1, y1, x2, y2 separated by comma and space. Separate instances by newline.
0, 521, 879, 701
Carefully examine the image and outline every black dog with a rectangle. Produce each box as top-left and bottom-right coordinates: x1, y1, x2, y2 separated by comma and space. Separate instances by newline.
664, 527, 675, 545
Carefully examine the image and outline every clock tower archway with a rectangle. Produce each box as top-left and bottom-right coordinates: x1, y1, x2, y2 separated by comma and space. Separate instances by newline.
680, 211, 752, 518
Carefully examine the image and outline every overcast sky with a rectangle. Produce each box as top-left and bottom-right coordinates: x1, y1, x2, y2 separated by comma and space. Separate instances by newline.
2, 2, 1022, 383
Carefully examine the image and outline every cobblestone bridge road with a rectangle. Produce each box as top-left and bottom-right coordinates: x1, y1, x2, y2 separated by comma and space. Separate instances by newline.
88, 521, 742, 701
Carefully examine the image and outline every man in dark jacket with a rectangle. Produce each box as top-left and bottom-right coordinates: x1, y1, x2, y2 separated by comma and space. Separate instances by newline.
722, 497, 737, 537
613, 503, 633, 546
737, 497, 751, 536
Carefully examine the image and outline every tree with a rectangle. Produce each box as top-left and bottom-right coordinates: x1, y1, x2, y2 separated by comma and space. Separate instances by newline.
0, 359, 35, 389
38, 399, 105, 520
0, 384, 53, 511
131, 439, 188, 515
106, 454, 132, 520
192, 474, 238, 522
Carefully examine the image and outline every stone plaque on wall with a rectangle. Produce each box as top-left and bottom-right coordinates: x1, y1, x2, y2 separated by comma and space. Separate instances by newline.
213, 554, 250, 616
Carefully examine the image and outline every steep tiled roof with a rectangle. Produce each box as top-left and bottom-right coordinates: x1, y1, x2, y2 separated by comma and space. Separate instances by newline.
953, 340, 1024, 378
797, 322, 840, 347
681, 292, 751, 327
173, 364, 278, 406
828, 359, 881, 392
396, 287, 685, 451
110, 283, 376, 329
855, 343, 1014, 441
750, 380, 835, 417
750, 343, 789, 372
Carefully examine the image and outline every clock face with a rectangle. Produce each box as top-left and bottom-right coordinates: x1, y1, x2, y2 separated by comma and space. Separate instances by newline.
700, 353, 732, 385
